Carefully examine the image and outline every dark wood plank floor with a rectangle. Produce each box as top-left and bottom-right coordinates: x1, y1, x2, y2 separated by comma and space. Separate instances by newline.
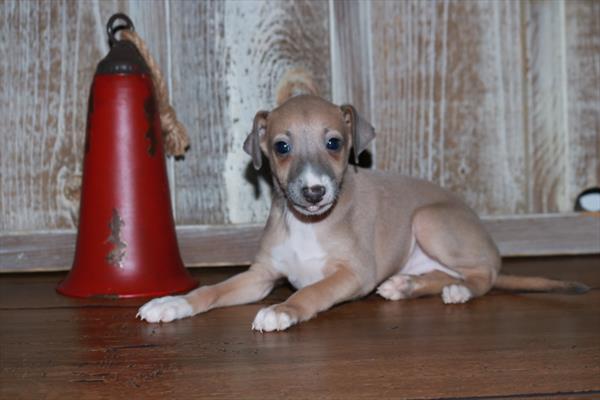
1, 256, 599, 400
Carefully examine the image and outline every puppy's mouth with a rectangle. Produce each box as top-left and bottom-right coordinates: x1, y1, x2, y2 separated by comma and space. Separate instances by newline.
291, 201, 334, 216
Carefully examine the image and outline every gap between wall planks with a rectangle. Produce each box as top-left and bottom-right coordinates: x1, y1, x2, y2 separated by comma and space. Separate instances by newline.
1, 214, 599, 273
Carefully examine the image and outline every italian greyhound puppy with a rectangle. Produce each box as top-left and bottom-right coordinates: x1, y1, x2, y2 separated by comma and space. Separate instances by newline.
138, 95, 588, 332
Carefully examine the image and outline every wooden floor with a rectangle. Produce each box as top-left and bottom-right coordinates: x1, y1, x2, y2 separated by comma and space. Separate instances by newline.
1, 256, 599, 400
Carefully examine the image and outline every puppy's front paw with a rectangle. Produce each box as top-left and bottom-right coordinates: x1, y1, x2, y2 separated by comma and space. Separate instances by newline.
252, 305, 299, 332
137, 296, 194, 323
441, 284, 472, 304
377, 274, 414, 300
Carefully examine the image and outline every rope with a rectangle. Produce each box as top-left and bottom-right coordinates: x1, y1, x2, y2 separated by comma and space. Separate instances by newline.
121, 30, 189, 157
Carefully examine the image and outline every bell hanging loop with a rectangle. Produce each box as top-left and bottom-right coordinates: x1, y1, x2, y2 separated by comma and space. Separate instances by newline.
106, 13, 135, 47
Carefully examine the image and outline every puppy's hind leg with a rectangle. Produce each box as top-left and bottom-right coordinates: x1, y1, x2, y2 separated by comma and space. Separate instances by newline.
411, 203, 501, 304
377, 271, 461, 301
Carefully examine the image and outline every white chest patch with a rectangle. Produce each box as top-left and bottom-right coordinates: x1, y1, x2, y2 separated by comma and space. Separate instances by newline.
270, 213, 327, 289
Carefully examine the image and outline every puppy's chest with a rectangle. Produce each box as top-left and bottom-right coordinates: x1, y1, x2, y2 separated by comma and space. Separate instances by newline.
270, 217, 328, 289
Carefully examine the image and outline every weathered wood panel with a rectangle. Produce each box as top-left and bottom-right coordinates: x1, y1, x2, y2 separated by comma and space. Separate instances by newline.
483, 213, 600, 257
2, 214, 599, 272
330, 0, 372, 117
564, 0, 600, 211
368, 0, 528, 215
524, 1, 570, 213
0, 0, 598, 235
167, 1, 231, 225
330, 0, 375, 163
0, 0, 331, 229
521, 0, 599, 213
0, 0, 169, 231
0, 224, 262, 272
171, 0, 331, 225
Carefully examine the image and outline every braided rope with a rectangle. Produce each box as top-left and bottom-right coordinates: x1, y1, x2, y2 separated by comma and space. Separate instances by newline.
121, 30, 189, 157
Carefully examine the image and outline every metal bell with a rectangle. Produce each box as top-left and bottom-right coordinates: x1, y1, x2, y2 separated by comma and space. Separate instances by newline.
57, 14, 197, 298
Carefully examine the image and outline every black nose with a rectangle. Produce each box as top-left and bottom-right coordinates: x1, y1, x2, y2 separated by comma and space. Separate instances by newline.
302, 185, 326, 204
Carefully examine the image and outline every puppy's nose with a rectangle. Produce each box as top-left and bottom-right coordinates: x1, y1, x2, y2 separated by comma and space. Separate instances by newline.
302, 185, 326, 204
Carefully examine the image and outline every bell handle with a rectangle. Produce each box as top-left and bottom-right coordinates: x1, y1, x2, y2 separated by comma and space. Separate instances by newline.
107, 13, 135, 47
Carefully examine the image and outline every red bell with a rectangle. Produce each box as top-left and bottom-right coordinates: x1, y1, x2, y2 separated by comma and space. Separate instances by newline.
57, 14, 197, 298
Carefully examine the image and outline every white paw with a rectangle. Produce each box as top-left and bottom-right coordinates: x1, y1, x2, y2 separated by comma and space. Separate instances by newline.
441, 284, 472, 304
252, 305, 298, 332
137, 296, 194, 323
377, 275, 414, 300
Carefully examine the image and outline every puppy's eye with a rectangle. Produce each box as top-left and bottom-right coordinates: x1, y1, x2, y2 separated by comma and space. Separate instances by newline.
326, 138, 342, 151
274, 141, 291, 155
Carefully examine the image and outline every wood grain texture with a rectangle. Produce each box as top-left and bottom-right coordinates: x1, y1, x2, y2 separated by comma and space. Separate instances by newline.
2, 214, 598, 272
330, 0, 376, 164
522, 0, 599, 213
171, 0, 331, 225
167, 0, 231, 225
484, 213, 600, 257
0, 0, 169, 231
1, 257, 599, 399
221, 0, 330, 223
524, 1, 571, 213
1, 0, 90, 231
330, 0, 372, 118
0, 224, 260, 272
0, 0, 331, 229
369, 0, 528, 215
564, 0, 600, 209
1, 0, 598, 233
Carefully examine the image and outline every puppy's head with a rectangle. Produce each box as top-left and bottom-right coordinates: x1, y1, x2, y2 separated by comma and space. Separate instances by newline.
244, 95, 375, 216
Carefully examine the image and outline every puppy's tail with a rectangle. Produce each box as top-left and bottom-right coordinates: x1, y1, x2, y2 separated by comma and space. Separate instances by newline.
493, 274, 590, 294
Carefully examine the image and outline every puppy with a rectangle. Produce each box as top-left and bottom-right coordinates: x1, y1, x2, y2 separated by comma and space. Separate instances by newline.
138, 95, 588, 331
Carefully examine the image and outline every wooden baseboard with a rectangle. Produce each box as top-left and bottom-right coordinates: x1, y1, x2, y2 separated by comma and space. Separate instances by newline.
483, 213, 600, 257
1, 213, 598, 273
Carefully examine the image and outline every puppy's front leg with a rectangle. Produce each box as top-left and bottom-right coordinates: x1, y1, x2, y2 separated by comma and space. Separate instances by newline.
252, 265, 361, 332
138, 265, 278, 323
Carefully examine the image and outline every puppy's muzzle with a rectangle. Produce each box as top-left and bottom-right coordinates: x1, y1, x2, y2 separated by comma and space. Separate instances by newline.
286, 164, 338, 216
302, 185, 326, 204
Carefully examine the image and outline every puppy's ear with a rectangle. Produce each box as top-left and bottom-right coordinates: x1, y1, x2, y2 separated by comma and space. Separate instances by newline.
340, 104, 375, 163
243, 111, 269, 170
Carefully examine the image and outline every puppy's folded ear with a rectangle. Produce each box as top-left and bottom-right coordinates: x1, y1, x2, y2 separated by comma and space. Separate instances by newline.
340, 104, 375, 164
243, 111, 269, 170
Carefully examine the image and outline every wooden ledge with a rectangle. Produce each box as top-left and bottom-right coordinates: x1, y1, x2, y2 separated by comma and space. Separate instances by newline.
1, 213, 598, 273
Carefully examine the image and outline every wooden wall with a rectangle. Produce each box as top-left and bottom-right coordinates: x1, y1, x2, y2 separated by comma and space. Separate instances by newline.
1, 0, 598, 233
